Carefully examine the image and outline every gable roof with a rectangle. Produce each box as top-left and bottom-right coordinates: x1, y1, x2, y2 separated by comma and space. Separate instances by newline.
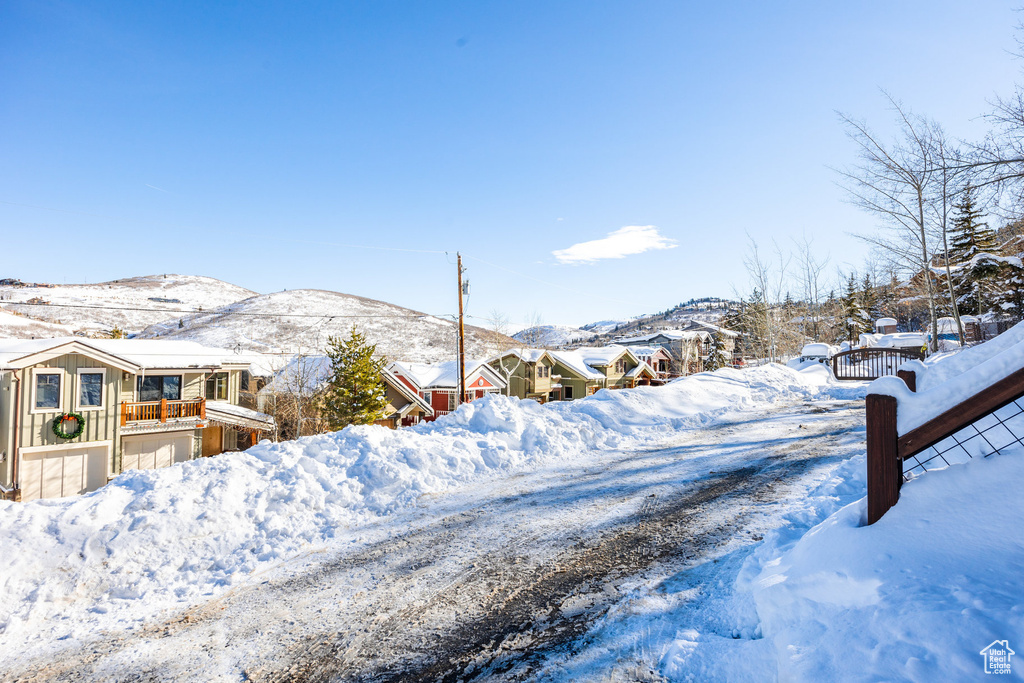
575, 345, 639, 367
388, 359, 507, 391
628, 345, 674, 360
0, 337, 248, 372
380, 365, 433, 416
489, 348, 554, 366
547, 350, 604, 380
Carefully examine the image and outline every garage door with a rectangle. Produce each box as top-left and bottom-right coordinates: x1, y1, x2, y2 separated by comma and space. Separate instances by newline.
122, 433, 193, 472
20, 445, 109, 502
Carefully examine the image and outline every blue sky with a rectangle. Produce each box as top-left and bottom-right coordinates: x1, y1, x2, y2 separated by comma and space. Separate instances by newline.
2, 2, 1021, 328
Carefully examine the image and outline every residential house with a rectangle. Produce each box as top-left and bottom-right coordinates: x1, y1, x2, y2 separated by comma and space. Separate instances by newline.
545, 350, 605, 401
0, 338, 274, 502
389, 359, 506, 420
626, 345, 675, 382
572, 346, 654, 390
256, 355, 433, 432
546, 346, 654, 400
487, 349, 559, 402
617, 320, 741, 373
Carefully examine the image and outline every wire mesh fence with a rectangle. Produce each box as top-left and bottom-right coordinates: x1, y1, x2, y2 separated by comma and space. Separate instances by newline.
902, 397, 1024, 480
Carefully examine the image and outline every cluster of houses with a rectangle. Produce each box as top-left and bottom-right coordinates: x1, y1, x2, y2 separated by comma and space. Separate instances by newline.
0, 320, 740, 503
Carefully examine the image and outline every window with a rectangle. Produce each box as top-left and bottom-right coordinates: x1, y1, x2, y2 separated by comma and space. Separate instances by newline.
34, 371, 62, 411
615, 359, 626, 373
206, 372, 228, 401
137, 375, 181, 402
563, 385, 573, 400
447, 392, 457, 411
537, 365, 549, 379
240, 370, 251, 392
78, 370, 104, 409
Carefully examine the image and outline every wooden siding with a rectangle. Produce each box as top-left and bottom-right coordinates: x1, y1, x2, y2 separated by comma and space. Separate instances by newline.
17, 355, 122, 480
489, 359, 529, 399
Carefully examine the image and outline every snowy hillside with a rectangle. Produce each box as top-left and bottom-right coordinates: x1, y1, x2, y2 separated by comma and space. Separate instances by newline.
581, 319, 630, 334
137, 289, 510, 363
0, 275, 257, 337
512, 324, 597, 347
0, 309, 76, 338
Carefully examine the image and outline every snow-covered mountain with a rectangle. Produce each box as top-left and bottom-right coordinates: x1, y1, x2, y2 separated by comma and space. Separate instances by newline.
512, 324, 596, 347
581, 320, 630, 335
137, 289, 509, 364
0, 275, 257, 336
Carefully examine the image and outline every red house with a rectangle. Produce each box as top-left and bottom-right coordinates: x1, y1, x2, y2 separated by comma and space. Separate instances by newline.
388, 359, 507, 421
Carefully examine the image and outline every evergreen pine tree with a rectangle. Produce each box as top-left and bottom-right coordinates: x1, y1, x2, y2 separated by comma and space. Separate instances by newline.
859, 273, 877, 332
320, 326, 389, 430
991, 260, 1024, 322
948, 187, 1002, 315
948, 187, 998, 264
841, 274, 865, 342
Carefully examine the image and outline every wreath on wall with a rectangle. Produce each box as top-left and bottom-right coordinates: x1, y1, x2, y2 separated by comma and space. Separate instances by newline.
52, 412, 85, 440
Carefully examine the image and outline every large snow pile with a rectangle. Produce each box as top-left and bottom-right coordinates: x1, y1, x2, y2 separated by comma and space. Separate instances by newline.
748, 444, 1024, 681
0, 364, 844, 656
653, 334, 1024, 681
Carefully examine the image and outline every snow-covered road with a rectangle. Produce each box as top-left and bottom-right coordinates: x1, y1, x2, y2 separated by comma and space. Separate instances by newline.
9, 396, 865, 682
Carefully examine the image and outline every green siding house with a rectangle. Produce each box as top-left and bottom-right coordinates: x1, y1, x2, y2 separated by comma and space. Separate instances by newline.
0, 338, 274, 502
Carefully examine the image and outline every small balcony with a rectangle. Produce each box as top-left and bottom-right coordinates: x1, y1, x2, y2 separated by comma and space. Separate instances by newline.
120, 398, 206, 426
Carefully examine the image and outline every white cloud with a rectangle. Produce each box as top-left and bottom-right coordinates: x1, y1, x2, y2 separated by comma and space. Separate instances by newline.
551, 225, 677, 264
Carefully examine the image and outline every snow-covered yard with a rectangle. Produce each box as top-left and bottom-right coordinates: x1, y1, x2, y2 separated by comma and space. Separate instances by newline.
0, 357, 1021, 681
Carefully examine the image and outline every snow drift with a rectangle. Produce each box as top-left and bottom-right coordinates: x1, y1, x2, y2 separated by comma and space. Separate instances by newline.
0, 364, 841, 655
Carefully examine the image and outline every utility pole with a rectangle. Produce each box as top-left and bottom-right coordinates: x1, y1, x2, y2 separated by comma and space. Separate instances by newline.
457, 252, 467, 405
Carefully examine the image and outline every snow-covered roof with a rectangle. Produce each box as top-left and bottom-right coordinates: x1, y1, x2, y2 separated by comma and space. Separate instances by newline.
575, 345, 637, 367
625, 363, 655, 378
389, 359, 507, 390
381, 366, 433, 416
875, 318, 898, 327
205, 401, 275, 430
490, 348, 552, 365
616, 329, 712, 345
627, 345, 673, 359
547, 350, 604, 380
259, 355, 332, 395
0, 337, 250, 371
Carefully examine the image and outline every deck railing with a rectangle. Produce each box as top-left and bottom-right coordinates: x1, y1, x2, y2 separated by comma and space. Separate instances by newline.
121, 398, 206, 426
832, 347, 924, 381
866, 366, 1024, 523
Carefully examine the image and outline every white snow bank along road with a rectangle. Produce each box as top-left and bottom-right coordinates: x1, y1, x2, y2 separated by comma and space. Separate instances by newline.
749, 443, 1024, 682
0, 364, 853, 659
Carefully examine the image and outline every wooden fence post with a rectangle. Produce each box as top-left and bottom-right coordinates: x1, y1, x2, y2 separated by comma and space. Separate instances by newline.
866, 394, 900, 524
160, 398, 168, 423
897, 369, 917, 392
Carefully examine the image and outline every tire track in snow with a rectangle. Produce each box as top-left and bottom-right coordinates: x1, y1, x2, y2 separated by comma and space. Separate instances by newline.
5, 399, 864, 683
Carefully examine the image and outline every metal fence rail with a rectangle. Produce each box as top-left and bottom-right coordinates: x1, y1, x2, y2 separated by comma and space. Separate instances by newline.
831, 348, 924, 381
